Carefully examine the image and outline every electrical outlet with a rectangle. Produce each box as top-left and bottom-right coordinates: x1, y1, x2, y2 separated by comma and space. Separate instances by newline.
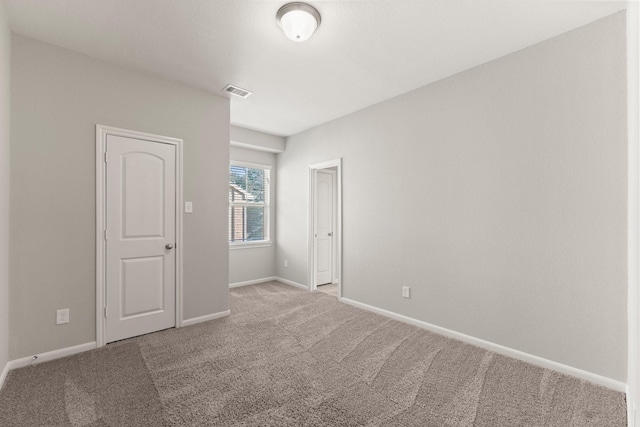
56, 309, 69, 325
185, 202, 193, 213
402, 286, 410, 299
284, 259, 288, 268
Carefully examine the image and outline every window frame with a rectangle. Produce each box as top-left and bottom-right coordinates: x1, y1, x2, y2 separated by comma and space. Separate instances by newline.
229, 161, 271, 249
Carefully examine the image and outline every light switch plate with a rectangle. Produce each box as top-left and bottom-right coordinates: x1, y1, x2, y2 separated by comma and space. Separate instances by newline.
185, 202, 193, 213
402, 286, 410, 299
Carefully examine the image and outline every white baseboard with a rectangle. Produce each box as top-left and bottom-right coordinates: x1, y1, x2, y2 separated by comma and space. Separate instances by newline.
339, 297, 626, 393
1, 341, 96, 390
182, 310, 231, 327
0, 359, 9, 391
275, 277, 309, 290
229, 277, 277, 288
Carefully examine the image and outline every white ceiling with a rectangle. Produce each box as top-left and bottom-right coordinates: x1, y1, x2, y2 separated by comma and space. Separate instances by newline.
1, 0, 628, 137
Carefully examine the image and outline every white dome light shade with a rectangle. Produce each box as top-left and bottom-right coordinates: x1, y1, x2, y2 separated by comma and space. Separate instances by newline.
276, 3, 321, 42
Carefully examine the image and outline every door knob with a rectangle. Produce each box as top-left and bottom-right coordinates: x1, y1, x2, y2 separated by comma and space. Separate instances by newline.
328, 232, 333, 236
165, 243, 174, 250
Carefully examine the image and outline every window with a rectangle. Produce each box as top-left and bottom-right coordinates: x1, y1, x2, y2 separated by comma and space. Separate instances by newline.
229, 163, 270, 245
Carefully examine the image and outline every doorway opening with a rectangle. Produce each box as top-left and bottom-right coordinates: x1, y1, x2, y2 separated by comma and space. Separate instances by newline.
308, 159, 342, 298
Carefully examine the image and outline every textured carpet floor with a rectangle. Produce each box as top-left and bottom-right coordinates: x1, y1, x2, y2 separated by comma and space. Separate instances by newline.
0, 281, 627, 426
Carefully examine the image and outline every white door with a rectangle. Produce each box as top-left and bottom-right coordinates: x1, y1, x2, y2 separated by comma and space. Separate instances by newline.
314, 170, 335, 286
105, 135, 176, 343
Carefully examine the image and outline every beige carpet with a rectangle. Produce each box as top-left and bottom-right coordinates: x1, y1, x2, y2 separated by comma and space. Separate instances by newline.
0, 281, 627, 426
317, 283, 339, 297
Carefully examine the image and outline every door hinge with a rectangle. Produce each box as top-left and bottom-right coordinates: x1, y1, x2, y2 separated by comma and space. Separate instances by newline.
104, 229, 107, 240
104, 307, 107, 318
104, 152, 107, 163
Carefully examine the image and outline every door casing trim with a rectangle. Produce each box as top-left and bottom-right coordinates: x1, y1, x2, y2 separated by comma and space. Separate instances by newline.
95, 125, 184, 348
308, 159, 342, 296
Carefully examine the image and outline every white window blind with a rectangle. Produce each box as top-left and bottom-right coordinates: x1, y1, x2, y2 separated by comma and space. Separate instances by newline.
229, 164, 270, 244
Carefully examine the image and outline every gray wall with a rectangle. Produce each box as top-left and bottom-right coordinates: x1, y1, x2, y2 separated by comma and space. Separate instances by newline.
10, 36, 230, 359
0, 4, 10, 372
229, 146, 277, 284
231, 126, 286, 153
276, 12, 627, 381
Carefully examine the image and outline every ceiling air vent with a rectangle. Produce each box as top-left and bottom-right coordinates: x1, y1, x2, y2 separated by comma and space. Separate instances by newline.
222, 84, 253, 99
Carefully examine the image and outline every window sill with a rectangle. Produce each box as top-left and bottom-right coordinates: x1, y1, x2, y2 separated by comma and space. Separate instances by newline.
230, 241, 272, 250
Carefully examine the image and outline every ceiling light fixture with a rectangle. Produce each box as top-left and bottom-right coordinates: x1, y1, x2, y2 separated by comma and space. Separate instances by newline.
276, 2, 321, 42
